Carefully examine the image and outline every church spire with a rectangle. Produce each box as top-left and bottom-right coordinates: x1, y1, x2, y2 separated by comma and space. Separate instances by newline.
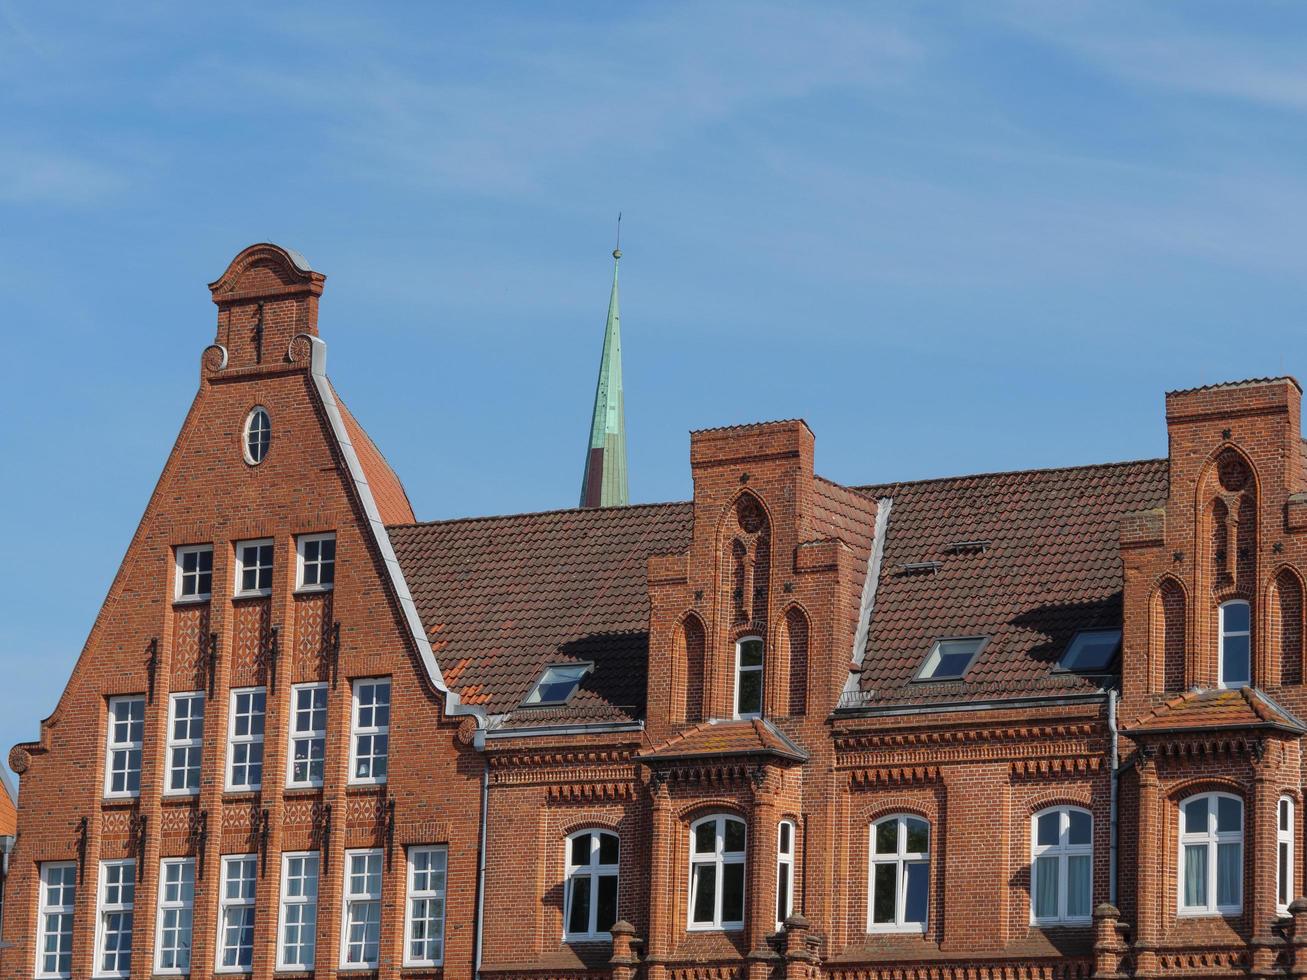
579, 231, 629, 508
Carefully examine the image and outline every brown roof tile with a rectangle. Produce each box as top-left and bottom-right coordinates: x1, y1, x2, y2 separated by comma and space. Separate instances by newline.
388, 502, 693, 726
639, 718, 808, 762
1126, 687, 1305, 735
850, 459, 1169, 708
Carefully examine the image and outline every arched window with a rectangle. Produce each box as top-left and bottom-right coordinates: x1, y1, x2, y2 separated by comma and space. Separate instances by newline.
776, 820, 795, 930
734, 637, 764, 719
1031, 806, 1092, 924
868, 815, 929, 932
1219, 600, 1251, 688
564, 830, 619, 940
1279, 797, 1295, 914
1179, 792, 1243, 915
689, 815, 746, 931
243, 406, 271, 465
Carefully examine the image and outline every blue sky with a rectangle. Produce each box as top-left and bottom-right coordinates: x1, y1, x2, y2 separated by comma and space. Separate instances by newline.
3, 2, 1307, 779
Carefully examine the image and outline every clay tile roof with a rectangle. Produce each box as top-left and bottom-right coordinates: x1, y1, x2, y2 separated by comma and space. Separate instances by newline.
638, 718, 809, 762
1165, 376, 1301, 396
332, 387, 415, 525
689, 418, 809, 435
849, 458, 1169, 708
1126, 687, 1306, 735
388, 502, 693, 726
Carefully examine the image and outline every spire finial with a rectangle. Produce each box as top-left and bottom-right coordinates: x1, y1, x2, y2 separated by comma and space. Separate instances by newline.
613, 211, 622, 260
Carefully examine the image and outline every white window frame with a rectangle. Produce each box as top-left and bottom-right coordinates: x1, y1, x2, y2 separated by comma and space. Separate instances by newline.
276, 851, 320, 971
1177, 791, 1244, 917
165, 691, 204, 797
225, 686, 266, 792
296, 532, 337, 593
1279, 796, 1295, 915
153, 857, 195, 976
688, 814, 747, 932
35, 861, 76, 980
233, 538, 274, 598
103, 695, 145, 799
733, 636, 764, 720
340, 848, 383, 970
174, 544, 214, 602
287, 682, 328, 789
868, 814, 930, 933
1218, 599, 1251, 689
243, 406, 270, 466
348, 678, 391, 786
404, 845, 448, 967
216, 854, 257, 973
1030, 806, 1093, 925
776, 819, 795, 930
563, 830, 619, 941
93, 859, 135, 979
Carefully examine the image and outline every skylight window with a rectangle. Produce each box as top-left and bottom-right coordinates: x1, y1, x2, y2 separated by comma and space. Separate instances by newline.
523, 663, 591, 706
915, 637, 986, 681
1058, 630, 1122, 672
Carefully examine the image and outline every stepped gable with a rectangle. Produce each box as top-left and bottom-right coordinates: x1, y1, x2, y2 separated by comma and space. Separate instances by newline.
388, 501, 694, 726
849, 458, 1170, 708
1127, 687, 1306, 735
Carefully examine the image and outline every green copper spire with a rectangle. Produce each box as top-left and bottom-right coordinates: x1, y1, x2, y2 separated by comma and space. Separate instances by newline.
579, 241, 628, 508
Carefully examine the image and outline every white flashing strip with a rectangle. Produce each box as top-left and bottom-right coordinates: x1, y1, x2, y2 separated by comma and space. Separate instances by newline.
843, 497, 892, 699
299, 335, 485, 727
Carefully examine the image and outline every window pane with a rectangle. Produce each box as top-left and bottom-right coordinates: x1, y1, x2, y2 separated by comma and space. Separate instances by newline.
904, 861, 928, 924
776, 867, 790, 924
596, 874, 618, 932
736, 670, 762, 716
1184, 844, 1207, 907
691, 865, 716, 923
738, 639, 764, 667
1037, 812, 1060, 847
1068, 810, 1091, 846
779, 822, 792, 853
1280, 841, 1290, 906
1281, 798, 1292, 832
566, 875, 591, 935
1223, 601, 1250, 633
905, 818, 928, 855
694, 822, 716, 854
872, 863, 897, 923
1184, 798, 1209, 834
1034, 855, 1059, 919
721, 863, 745, 923
875, 821, 898, 855
723, 819, 746, 854
598, 832, 619, 866
1216, 796, 1241, 834
1067, 854, 1091, 918
1222, 635, 1250, 684
1217, 842, 1242, 907
571, 834, 591, 867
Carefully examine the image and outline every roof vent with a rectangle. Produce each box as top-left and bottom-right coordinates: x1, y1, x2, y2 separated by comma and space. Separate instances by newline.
944, 539, 991, 554
900, 561, 942, 575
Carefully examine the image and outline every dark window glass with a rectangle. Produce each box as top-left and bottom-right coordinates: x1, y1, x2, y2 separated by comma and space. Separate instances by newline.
904, 862, 928, 924
571, 834, 590, 866
736, 671, 763, 716
599, 833, 619, 865
872, 863, 897, 923
691, 865, 716, 923
596, 875, 618, 932
724, 819, 746, 854
721, 863, 745, 923
567, 876, 591, 935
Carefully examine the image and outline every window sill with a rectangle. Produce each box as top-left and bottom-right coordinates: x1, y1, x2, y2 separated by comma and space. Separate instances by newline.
284, 785, 325, 796
294, 585, 334, 596
1030, 918, 1093, 928
686, 924, 745, 933
162, 790, 200, 800
233, 591, 272, 601
866, 924, 929, 935
1175, 909, 1242, 918
346, 779, 387, 791
173, 595, 212, 606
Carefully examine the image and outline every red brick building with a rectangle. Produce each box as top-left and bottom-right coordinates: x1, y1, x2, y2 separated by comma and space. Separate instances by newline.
6, 243, 1307, 979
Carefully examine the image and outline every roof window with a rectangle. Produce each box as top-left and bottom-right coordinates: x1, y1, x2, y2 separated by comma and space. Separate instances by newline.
915, 637, 986, 681
523, 663, 591, 706
1058, 629, 1121, 673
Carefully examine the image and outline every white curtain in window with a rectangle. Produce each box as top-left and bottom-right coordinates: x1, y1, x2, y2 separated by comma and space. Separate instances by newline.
1217, 842, 1242, 908
1066, 855, 1090, 918
1184, 845, 1207, 908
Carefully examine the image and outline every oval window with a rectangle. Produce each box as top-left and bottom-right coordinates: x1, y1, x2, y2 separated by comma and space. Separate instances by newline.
243, 407, 271, 465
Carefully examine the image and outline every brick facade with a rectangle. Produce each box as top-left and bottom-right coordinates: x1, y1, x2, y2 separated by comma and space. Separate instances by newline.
6, 246, 1307, 980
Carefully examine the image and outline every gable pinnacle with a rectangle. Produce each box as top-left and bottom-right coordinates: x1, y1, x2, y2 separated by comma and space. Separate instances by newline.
579, 239, 629, 508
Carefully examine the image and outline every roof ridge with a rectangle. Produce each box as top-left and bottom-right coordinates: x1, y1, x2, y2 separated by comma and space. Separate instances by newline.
852, 456, 1167, 494
690, 418, 808, 435
388, 498, 692, 531
1166, 376, 1301, 397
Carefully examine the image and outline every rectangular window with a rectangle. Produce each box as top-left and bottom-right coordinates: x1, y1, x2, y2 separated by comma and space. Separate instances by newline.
340, 849, 383, 969
175, 545, 214, 601
36, 862, 76, 979
166, 692, 205, 796
776, 820, 795, 930
296, 533, 336, 591
94, 859, 135, 978
277, 852, 320, 971
234, 539, 274, 597
104, 695, 145, 798
226, 687, 266, 792
404, 846, 448, 967
287, 683, 328, 789
1279, 797, 1295, 913
154, 858, 195, 975
349, 678, 391, 785
217, 855, 256, 973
